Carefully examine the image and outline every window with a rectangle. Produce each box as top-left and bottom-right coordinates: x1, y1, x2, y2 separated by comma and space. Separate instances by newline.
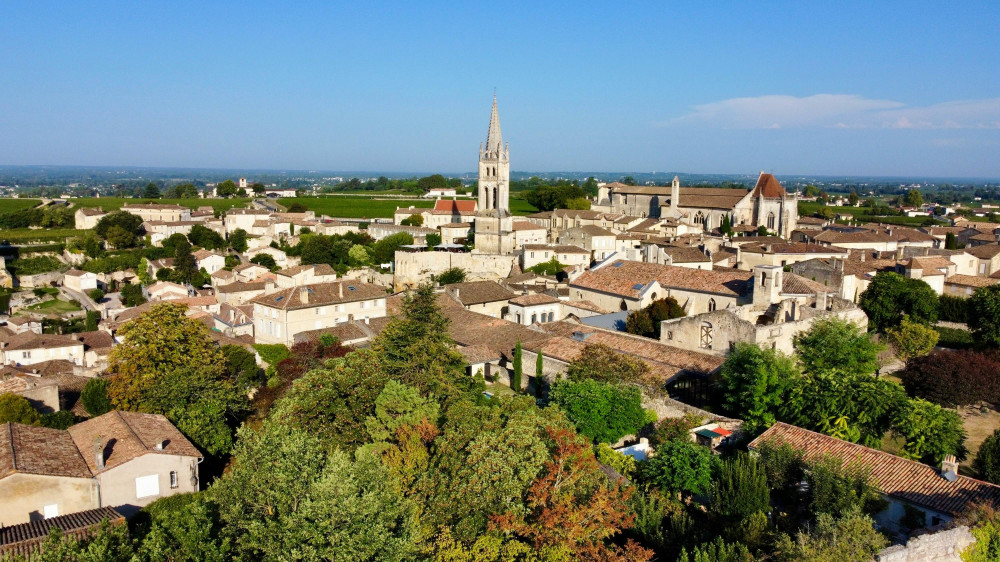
170, 471, 179, 489
700, 322, 714, 349
708, 298, 716, 312
666, 331, 673, 341
22, 351, 30, 359
43, 504, 58, 519
530, 252, 534, 258
767, 213, 776, 230
135, 474, 160, 499
531, 313, 537, 323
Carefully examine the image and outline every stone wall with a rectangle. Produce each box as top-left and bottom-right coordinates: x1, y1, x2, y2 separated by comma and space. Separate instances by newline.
393, 251, 516, 290
877, 525, 974, 562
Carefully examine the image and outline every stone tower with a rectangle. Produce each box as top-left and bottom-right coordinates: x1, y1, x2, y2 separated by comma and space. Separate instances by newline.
474, 94, 514, 255
478, 94, 510, 215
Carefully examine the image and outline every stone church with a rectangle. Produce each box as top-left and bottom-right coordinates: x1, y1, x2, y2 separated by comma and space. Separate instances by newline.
594, 173, 799, 238
473, 95, 517, 255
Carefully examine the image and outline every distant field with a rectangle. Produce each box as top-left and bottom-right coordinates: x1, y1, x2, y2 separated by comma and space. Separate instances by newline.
70, 197, 252, 213
510, 197, 538, 216
0, 199, 43, 213
282, 197, 434, 218
798, 202, 945, 227
1, 228, 87, 243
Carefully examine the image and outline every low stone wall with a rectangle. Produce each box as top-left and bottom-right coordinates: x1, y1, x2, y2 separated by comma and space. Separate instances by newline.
877, 525, 974, 562
393, 251, 516, 289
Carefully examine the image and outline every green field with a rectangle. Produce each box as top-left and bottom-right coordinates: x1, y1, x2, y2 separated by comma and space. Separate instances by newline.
0, 199, 43, 213
0, 228, 87, 243
25, 298, 82, 314
70, 197, 252, 213
798, 202, 945, 227
283, 195, 538, 218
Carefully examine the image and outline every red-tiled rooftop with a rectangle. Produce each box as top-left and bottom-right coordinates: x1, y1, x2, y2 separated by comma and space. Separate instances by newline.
572, 260, 752, 298
434, 199, 477, 213
749, 422, 1000, 516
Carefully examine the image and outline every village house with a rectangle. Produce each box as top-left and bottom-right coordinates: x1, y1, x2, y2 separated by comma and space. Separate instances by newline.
439, 222, 472, 245
146, 281, 189, 301
443, 281, 516, 318
638, 242, 714, 270
251, 281, 387, 345
520, 244, 591, 271
0, 333, 86, 368
750, 423, 1000, 536
62, 270, 99, 293
734, 242, 849, 269
192, 249, 226, 275
943, 274, 1000, 298
223, 208, 271, 234
120, 203, 190, 223
394, 199, 478, 229
274, 263, 339, 288
211, 303, 255, 337
68, 411, 202, 516
558, 225, 618, 262
73, 208, 107, 230
505, 293, 562, 325
570, 260, 754, 314
967, 244, 1000, 277
232, 263, 270, 283
215, 281, 270, 306
0, 423, 100, 525
245, 246, 295, 269
510, 221, 548, 249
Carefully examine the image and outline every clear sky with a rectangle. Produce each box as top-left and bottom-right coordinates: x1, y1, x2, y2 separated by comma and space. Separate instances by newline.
2, 2, 999, 177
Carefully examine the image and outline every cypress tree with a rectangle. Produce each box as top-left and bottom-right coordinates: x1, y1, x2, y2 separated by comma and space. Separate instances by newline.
512, 341, 522, 391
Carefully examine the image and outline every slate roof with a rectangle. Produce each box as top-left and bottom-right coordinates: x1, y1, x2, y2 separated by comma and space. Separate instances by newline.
0, 423, 92, 479
749, 422, 1000, 516
68, 411, 201, 474
250, 281, 385, 310
571, 261, 752, 298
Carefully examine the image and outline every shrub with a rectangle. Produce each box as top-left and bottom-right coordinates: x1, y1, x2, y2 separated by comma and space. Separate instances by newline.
595, 443, 637, 478
899, 349, 1000, 407
640, 439, 719, 496
81, 378, 113, 416
0, 393, 40, 425
40, 410, 77, 429
549, 378, 649, 444
938, 294, 971, 323
886, 315, 939, 361
252, 344, 290, 366
88, 288, 105, 302
975, 429, 1000, 485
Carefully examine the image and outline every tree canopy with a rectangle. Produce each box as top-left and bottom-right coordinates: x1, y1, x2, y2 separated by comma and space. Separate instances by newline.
859, 271, 938, 332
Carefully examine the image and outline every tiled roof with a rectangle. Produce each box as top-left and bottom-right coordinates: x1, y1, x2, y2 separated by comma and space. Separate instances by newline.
76, 330, 114, 351
511, 220, 545, 231
445, 281, 515, 305
509, 294, 561, 306
971, 233, 997, 242
216, 281, 268, 294
907, 256, 953, 272
211, 269, 235, 279
0, 507, 123, 554
441, 222, 472, 229
945, 274, 1000, 288
749, 422, 1000, 516
751, 173, 787, 198
659, 245, 711, 263
967, 244, 1000, 259
193, 249, 221, 260
250, 281, 384, 310
562, 300, 612, 314
782, 273, 832, 295
740, 242, 848, 255
522, 244, 589, 254
434, 199, 477, 213
121, 203, 186, 210
572, 260, 752, 298
68, 411, 201, 474
292, 322, 371, 344
3, 333, 84, 352
459, 344, 500, 364
77, 208, 106, 216
814, 230, 896, 244
0, 423, 92, 479
64, 269, 91, 277
571, 225, 617, 237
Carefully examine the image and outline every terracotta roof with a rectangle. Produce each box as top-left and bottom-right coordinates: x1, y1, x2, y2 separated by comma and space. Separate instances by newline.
0, 507, 124, 556
434, 199, 477, 213
193, 249, 221, 260
121, 203, 186, 211
459, 344, 500, 364
0, 423, 92, 479
741, 242, 848, 255
211, 269, 235, 279
749, 422, 1000, 516
64, 269, 91, 277
511, 220, 545, 231
68, 411, 201, 474
968, 244, 1000, 259
814, 230, 896, 244
441, 222, 472, 229
3, 333, 84, 352
562, 300, 612, 314
292, 322, 371, 345
522, 244, 589, 254
907, 256, 953, 272
572, 260, 752, 298
751, 173, 787, 198
76, 330, 114, 351
971, 233, 997, 242
945, 274, 1000, 288
570, 225, 617, 237
658, 245, 712, 263
77, 208, 106, 216
250, 281, 385, 310
712, 249, 738, 264
509, 294, 561, 306
216, 281, 268, 294
782, 273, 832, 295
444, 281, 515, 305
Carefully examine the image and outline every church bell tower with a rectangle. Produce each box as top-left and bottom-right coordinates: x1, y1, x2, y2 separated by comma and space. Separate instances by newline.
478, 94, 510, 216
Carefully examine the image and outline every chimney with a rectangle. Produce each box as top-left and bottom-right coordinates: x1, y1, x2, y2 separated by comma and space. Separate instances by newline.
299, 287, 309, 304
670, 176, 680, 211
338, 283, 343, 299
154, 440, 165, 451
815, 290, 828, 311
93, 438, 105, 470
941, 455, 959, 481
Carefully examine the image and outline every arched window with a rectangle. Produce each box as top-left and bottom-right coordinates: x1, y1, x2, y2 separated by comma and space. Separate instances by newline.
493, 188, 498, 208
767, 212, 776, 230
531, 313, 537, 323
620, 300, 628, 311
708, 298, 716, 312
694, 212, 705, 225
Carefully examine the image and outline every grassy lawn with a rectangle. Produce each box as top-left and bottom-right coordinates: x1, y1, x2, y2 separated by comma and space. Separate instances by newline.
510, 197, 539, 216
959, 406, 1000, 477
0, 228, 88, 243
25, 298, 82, 314
282, 196, 434, 218
0, 199, 43, 213
70, 197, 252, 213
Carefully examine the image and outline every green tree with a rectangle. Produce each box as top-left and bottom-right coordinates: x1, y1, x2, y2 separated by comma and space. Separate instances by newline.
188, 224, 225, 250
565, 343, 651, 384
710, 454, 769, 523
95, 211, 144, 248
793, 316, 883, 376
121, 283, 147, 307
137, 493, 229, 562
364, 380, 439, 442
512, 341, 523, 391
946, 231, 959, 250
773, 510, 888, 562
88, 288, 105, 302
81, 377, 112, 416
887, 315, 940, 361
719, 343, 798, 432
426, 232, 442, 247
249, 253, 277, 270
549, 378, 650, 443
215, 179, 239, 197
144, 182, 161, 199
372, 232, 414, 265
974, 429, 1000, 485
525, 258, 567, 277
228, 228, 248, 253
250, 182, 266, 195
969, 284, 1000, 348
848, 190, 859, 206
221, 344, 261, 390
892, 397, 968, 465
859, 271, 939, 331
348, 244, 371, 267
624, 297, 686, 339
640, 438, 718, 496
679, 537, 753, 562
905, 189, 923, 207
720, 214, 733, 236
431, 267, 465, 285
0, 393, 40, 425
84, 310, 99, 331
400, 213, 424, 227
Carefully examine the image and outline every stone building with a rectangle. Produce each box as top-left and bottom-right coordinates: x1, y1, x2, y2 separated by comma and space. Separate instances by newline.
473, 95, 516, 255
594, 173, 799, 238
251, 281, 387, 345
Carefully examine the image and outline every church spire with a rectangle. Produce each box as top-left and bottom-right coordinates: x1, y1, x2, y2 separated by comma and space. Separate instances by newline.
485, 93, 503, 153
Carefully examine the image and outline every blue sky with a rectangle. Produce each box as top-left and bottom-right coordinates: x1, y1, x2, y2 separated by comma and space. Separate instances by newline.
2, 2, 999, 177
